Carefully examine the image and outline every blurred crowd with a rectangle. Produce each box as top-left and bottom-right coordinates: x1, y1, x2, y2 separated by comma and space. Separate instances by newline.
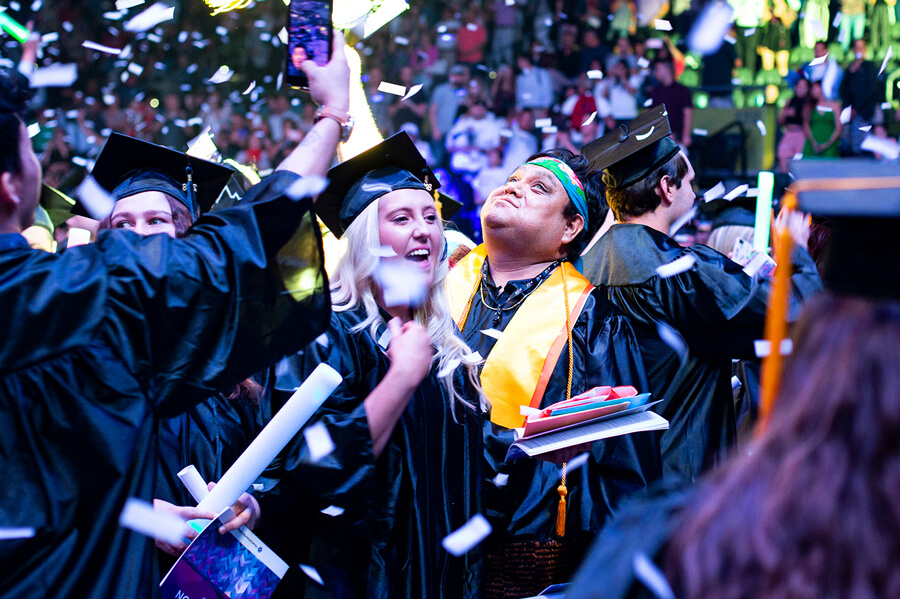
7, 0, 900, 242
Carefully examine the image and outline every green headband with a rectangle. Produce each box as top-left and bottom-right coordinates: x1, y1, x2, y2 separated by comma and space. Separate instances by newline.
524, 157, 589, 225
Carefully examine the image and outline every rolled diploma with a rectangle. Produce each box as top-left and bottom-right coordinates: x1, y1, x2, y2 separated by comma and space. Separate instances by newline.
177, 465, 210, 504
195, 363, 342, 515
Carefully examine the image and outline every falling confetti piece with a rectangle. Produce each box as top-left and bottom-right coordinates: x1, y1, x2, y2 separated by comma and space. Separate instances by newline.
303, 422, 335, 462
461, 351, 483, 364
587, 69, 604, 79
668, 205, 698, 237
0, 527, 36, 540
242, 80, 256, 95
437, 358, 462, 378
492, 473, 509, 487
581, 111, 597, 127
124, 2, 174, 32
840, 106, 852, 124
118, 498, 190, 545
879, 46, 893, 77
320, 505, 344, 517
693, 128, 708, 136
29, 64, 78, 88
26, 122, 40, 138
643, 98, 654, 107
656, 254, 696, 278
442, 514, 492, 556
657, 322, 688, 366
566, 452, 590, 471
703, 181, 725, 202
724, 184, 749, 200
731, 375, 742, 390
395, 36, 409, 45
535, 117, 553, 128
299, 564, 324, 585
378, 81, 407, 96
76, 177, 115, 220
315, 333, 329, 347
481, 328, 503, 340
402, 83, 423, 101
756, 120, 767, 136
861, 135, 900, 159
127, 63, 143, 76
653, 19, 672, 31
207, 65, 234, 84
633, 552, 676, 599
809, 53, 828, 66
285, 175, 329, 201
754, 339, 793, 358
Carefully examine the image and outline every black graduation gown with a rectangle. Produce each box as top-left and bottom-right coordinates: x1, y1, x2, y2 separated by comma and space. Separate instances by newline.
581, 224, 822, 481
461, 280, 662, 545
266, 306, 484, 598
0, 172, 330, 599
566, 482, 694, 599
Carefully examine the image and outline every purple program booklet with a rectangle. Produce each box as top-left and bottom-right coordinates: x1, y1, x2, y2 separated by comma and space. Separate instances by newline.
160, 513, 288, 599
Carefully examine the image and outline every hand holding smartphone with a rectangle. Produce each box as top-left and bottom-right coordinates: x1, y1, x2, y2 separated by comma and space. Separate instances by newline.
285, 0, 334, 90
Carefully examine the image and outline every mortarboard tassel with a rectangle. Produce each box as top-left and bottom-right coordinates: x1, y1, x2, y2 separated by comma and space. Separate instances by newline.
556, 463, 567, 537
556, 266, 575, 538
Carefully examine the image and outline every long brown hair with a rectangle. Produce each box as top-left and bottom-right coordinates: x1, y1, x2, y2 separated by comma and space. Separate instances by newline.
666, 293, 900, 599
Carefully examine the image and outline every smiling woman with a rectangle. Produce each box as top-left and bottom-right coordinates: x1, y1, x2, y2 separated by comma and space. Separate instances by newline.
269, 132, 489, 598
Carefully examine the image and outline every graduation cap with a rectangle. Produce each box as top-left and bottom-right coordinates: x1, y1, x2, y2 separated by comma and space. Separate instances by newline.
316, 132, 456, 238
40, 183, 76, 228
32, 205, 54, 234
581, 104, 681, 189
76, 133, 233, 219
791, 158, 900, 300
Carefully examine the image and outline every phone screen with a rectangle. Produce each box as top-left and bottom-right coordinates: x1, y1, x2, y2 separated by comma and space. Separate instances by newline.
285, 0, 333, 90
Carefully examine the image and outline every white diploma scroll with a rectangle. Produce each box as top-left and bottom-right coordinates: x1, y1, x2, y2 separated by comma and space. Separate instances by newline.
177, 464, 210, 504
195, 363, 342, 515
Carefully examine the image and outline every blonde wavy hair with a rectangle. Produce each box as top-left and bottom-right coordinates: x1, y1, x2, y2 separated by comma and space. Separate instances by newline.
330, 198, 488, 418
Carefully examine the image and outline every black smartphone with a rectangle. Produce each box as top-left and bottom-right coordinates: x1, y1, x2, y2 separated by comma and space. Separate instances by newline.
285, 0, 333, 90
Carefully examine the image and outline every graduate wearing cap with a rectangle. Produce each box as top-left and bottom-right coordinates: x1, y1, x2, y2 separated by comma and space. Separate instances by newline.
568, 159, 900, 599
0, 38, 350, 598
580, 106, 822, 482
445, 147, 661, 598
83, 134, 272, 565
267, 133, 488, 598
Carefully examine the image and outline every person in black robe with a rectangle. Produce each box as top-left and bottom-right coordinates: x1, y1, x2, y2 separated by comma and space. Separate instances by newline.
84, 134, 271, 562
0, 44, 350, 598
264, 133, 487, 598
446, 147, 662, 598
579, 106, 822, 482
568, 161, 900, 599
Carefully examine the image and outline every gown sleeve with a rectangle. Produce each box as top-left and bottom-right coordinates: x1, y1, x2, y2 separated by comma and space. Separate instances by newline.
94, 171, 332, 416
264, 313, 378, 539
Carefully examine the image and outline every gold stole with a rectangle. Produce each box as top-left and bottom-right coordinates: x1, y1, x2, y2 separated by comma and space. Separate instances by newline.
447, 245, 593, 429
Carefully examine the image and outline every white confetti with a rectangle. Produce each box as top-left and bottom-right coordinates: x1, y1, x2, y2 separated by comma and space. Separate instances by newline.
633, 552, 676, 599
587, 69, 604, 80
124, 2, 174, 33
26, 122, 40, 138
442, 514, 492, 557
646, 38, 664, 49
655, 254, 696, 278
754, 338, 793, 358
723, 34, 736, 44
116, 0, 144, 8
315, 333, 329, 347
756, 120, 767, 136
832, 12, 843, 27
466, 22, 479, 31
378, 81, 407, 96
861, 134, 900, 159
643, 98, 654, 107
285, 175, 329, 200
581, 111, 597, 127
82, 40, 122, 55
277, 26, 288, 45
76, 176, 115, 220
743, 28, 756, 37
840, 106, 852, 124
118, 498, 190, 545
637, 57, 650, 69
41, 32, 58, 43
320, 505, 344, 517
746, 187, 759, 197
242, 80, 256, 95
371, 245, 398, 258
437, 358, 462, 378
534, 117, 553, 128
303, 422, 335, 462
29, 64, 78, 88
520, 405, 541, 416
880, 45, 893, 77
686, 2, 733, 55
374, 259, 429, 308
816, 105, 833, 113
127, 63, 143, 76
693, 128, 708, 137
541, 125, 558, 134
566, 452, 590, 471
657, 322, 688, 366
703, 181, 725, 202
461, 351, 483, 365
395, 36, 409, 45
481, 328, 503, 340
62, 21, 74, 32
402, 84, 423, 102
860, 125, 872, 132
809, 53, 828, 67
724, 184, 749, 201
882, 101, 893, 110
299, 564, 324, 585
0, 527, 35, 540
731, 375, 742, 390
207, 65, 234, 84
653, 19, 672, 31
491, 472, 509, 487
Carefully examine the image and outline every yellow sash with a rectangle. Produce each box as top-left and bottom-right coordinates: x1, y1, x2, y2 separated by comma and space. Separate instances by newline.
447, 245, 593, 429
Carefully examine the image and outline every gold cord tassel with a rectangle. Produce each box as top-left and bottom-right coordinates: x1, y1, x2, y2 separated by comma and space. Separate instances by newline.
556, 462, 568, 537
